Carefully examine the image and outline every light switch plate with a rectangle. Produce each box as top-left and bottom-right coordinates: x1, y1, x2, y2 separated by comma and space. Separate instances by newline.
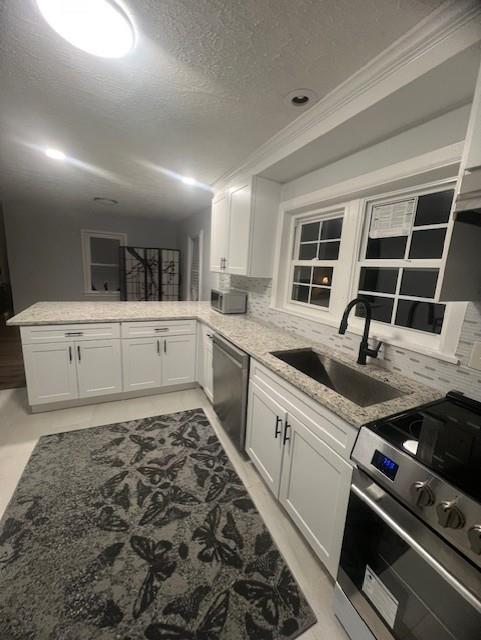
468, 341, 481, 371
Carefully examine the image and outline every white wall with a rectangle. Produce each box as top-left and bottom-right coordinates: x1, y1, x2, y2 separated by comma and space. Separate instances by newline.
177, 206, 213, 301
281, 105, 470, 201
4, 202, 180, 311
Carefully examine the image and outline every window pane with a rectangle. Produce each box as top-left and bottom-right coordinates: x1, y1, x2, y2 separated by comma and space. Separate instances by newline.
312, 266, 333, 286
318, 241, 340, 260
359, 267, 398, 294
414, 190, 453, 227
299, 243, 317, 260
409, 228, 446, 259
293, 266, 311, 284
400, 269, 439, 299
291, 284, 310, 303
366, 236, 407, 259
356, 294, 394, 324
320, 217, 343, 240
310, 287, 330, 307
90, 237, 120, 264
395, 300, 445, 334
91, 265, 120, 292
300, 222, 320, 242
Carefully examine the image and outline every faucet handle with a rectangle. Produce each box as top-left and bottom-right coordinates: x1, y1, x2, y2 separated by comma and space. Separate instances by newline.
366, 340, 383, 358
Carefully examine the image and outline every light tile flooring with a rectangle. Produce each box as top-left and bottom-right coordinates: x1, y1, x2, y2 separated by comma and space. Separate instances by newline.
0, 386, 348, 640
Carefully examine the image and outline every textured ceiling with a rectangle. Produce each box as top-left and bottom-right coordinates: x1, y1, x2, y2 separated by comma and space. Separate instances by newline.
0, 0, 445, 219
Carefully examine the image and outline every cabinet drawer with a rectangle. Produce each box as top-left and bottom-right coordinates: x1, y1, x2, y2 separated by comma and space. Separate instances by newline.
250, 359, 357, 461
121, 320, 196, 338
21, 323, 120, 344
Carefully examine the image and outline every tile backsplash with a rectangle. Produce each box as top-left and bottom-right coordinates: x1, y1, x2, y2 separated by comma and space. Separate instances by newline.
225, 274, 481, 401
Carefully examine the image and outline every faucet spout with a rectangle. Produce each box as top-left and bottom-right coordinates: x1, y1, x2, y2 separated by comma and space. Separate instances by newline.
338, 298, 382, 365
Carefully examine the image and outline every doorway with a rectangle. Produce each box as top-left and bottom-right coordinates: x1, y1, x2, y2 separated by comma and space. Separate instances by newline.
186, 230, 204, 301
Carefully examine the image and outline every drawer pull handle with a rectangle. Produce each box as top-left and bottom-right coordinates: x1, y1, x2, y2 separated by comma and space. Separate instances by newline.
157, 339, 160, 355
283, 421, 291, 445
77, 345, 81, 362
155, 328, 168, 332
69, 346, 72, 363
65, 331, 83, 337
164, 339, 167, 354
274, 416, 282, 439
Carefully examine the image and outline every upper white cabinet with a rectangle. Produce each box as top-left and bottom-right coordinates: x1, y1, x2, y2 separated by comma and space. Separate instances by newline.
464, 60, 481, 173
210, 176, 280, 277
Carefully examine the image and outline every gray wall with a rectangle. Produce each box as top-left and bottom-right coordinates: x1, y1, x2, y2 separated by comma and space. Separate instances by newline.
4, 202, 179, 311
177, 206, 213, 301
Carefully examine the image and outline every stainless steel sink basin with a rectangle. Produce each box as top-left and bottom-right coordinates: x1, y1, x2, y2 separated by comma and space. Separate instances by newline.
270, 348, 405, 407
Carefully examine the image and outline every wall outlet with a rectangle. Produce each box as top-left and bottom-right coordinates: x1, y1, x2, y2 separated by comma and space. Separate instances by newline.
468, 342, 481, 371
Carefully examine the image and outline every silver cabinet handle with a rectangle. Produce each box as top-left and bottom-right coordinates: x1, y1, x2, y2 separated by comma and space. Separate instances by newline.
157, 339, 160, 355
65, 331, 83, 337
69, 346, 72, 363
77, 345, 81, 362
164, 339, 167, 354
155, 327, 168, 332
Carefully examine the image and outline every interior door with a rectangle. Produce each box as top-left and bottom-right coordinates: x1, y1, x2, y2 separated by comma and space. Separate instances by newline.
210, 194, 229, 272
245, 381, 286, 496
76, 339, 122, 398
122, 337, 162, 392
279, 411, 353, 577
227, 184, 251, 275
162, 335, 196, 385
22, 342, 78, 405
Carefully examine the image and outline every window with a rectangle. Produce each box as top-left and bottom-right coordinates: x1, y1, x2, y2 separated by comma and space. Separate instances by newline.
289, 212, 343, 311
81, 230, 127, 295
355, 187, 454, 335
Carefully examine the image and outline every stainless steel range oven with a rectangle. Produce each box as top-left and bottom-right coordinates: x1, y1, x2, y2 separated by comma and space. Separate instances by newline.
335, 392, 481, 640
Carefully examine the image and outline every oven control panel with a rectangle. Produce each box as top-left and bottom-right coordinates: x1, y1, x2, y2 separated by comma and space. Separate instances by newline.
352, 427, 481, 569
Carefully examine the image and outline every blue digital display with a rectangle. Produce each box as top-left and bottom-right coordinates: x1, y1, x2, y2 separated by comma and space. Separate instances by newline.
371, 450, 399, 481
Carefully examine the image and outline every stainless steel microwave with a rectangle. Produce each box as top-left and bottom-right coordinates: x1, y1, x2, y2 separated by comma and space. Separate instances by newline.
210, 289, 247, 314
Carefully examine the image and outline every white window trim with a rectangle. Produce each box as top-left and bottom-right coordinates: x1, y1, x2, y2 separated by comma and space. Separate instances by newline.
81, 229, 127, 297
271, 159, 467, 364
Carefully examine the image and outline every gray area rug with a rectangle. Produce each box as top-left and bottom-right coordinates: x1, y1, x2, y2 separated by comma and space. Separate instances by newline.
0, 408, 316, 639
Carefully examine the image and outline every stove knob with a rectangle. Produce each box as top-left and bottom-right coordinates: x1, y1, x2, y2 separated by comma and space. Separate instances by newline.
468, 525, 481, 554
410, 481, 435, 507
436, 500, 465, 529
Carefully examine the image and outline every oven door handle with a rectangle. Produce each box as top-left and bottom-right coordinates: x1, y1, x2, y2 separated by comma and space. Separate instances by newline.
351, 472, 481, 614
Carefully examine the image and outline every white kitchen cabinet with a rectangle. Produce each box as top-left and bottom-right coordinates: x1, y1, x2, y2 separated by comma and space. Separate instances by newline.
76, 339, 123, 398
245, 359, 355, 577
279, 411, 352, 576
203, 330, 214, 402
162, 334, 196, 385
22, 342, 78, 405
122, 337, 162, 392
246, 381, 286, 495
210, 176, 280, 277
210, 193, 229, 272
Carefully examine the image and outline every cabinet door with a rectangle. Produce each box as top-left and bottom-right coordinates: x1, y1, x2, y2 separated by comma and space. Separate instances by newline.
23, 342, 78, 405
203, 332, 214, 402
245, 382, 286, 496
122, 337, 162, 392
279, 412, 353, 577
210, 194, 229, 272
227, 184, 251, 275
162, 334, 196, 385
76, 340, 123, 398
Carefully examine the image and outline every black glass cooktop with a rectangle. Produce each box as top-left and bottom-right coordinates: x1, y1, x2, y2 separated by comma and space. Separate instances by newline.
368, 392, 481, 503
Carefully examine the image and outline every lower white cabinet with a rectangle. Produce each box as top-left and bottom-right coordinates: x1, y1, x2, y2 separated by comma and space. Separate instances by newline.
23, 342, 78, 405
122, 337, 163, 391
75, 340, 123, 398
162, 335, 196, 385
246, 363, 354, 577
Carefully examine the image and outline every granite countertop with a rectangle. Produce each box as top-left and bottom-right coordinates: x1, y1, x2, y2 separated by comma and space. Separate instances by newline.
9, 301, 441, 427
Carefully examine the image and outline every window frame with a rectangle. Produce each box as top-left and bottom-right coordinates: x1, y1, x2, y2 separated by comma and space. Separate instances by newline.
81, 229, 127, 297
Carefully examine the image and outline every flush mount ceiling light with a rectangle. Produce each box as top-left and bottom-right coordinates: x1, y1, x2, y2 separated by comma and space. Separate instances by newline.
45, 147, 66, 160
36, 0, 135, 58
93, 197, 118, 205
284, 88, 318, 108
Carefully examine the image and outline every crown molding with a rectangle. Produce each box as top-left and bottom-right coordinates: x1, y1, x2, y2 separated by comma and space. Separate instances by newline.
213, 0, 481, 192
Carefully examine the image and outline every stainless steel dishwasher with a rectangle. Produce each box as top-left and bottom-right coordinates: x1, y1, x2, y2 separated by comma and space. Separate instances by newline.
212, 333, 249, 454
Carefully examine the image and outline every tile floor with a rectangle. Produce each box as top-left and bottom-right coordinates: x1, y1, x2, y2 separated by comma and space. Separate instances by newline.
0, 386, 349, 640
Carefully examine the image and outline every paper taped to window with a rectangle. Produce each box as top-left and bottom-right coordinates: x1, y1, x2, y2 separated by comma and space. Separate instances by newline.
370, 199, 415, 239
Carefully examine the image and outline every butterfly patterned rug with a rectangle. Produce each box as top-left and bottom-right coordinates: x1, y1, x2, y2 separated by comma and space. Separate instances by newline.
0, 408, 316, 639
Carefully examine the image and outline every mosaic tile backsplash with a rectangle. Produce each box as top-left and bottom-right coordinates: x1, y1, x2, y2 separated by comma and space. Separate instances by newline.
224, 274, 481, 401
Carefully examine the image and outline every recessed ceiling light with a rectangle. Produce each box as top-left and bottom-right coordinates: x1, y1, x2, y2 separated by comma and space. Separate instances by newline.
36, 0, 135, 58
284, 88, 318, 108
45, 147, 66, 160
181, 177, 197, 186
93, 197, 118, 205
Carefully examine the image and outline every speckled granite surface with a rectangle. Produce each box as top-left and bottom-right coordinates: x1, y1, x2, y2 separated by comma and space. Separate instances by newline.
9, 302, 441, 427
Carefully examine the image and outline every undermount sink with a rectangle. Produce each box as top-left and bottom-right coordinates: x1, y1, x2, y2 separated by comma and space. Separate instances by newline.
270, 348, 405, 408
